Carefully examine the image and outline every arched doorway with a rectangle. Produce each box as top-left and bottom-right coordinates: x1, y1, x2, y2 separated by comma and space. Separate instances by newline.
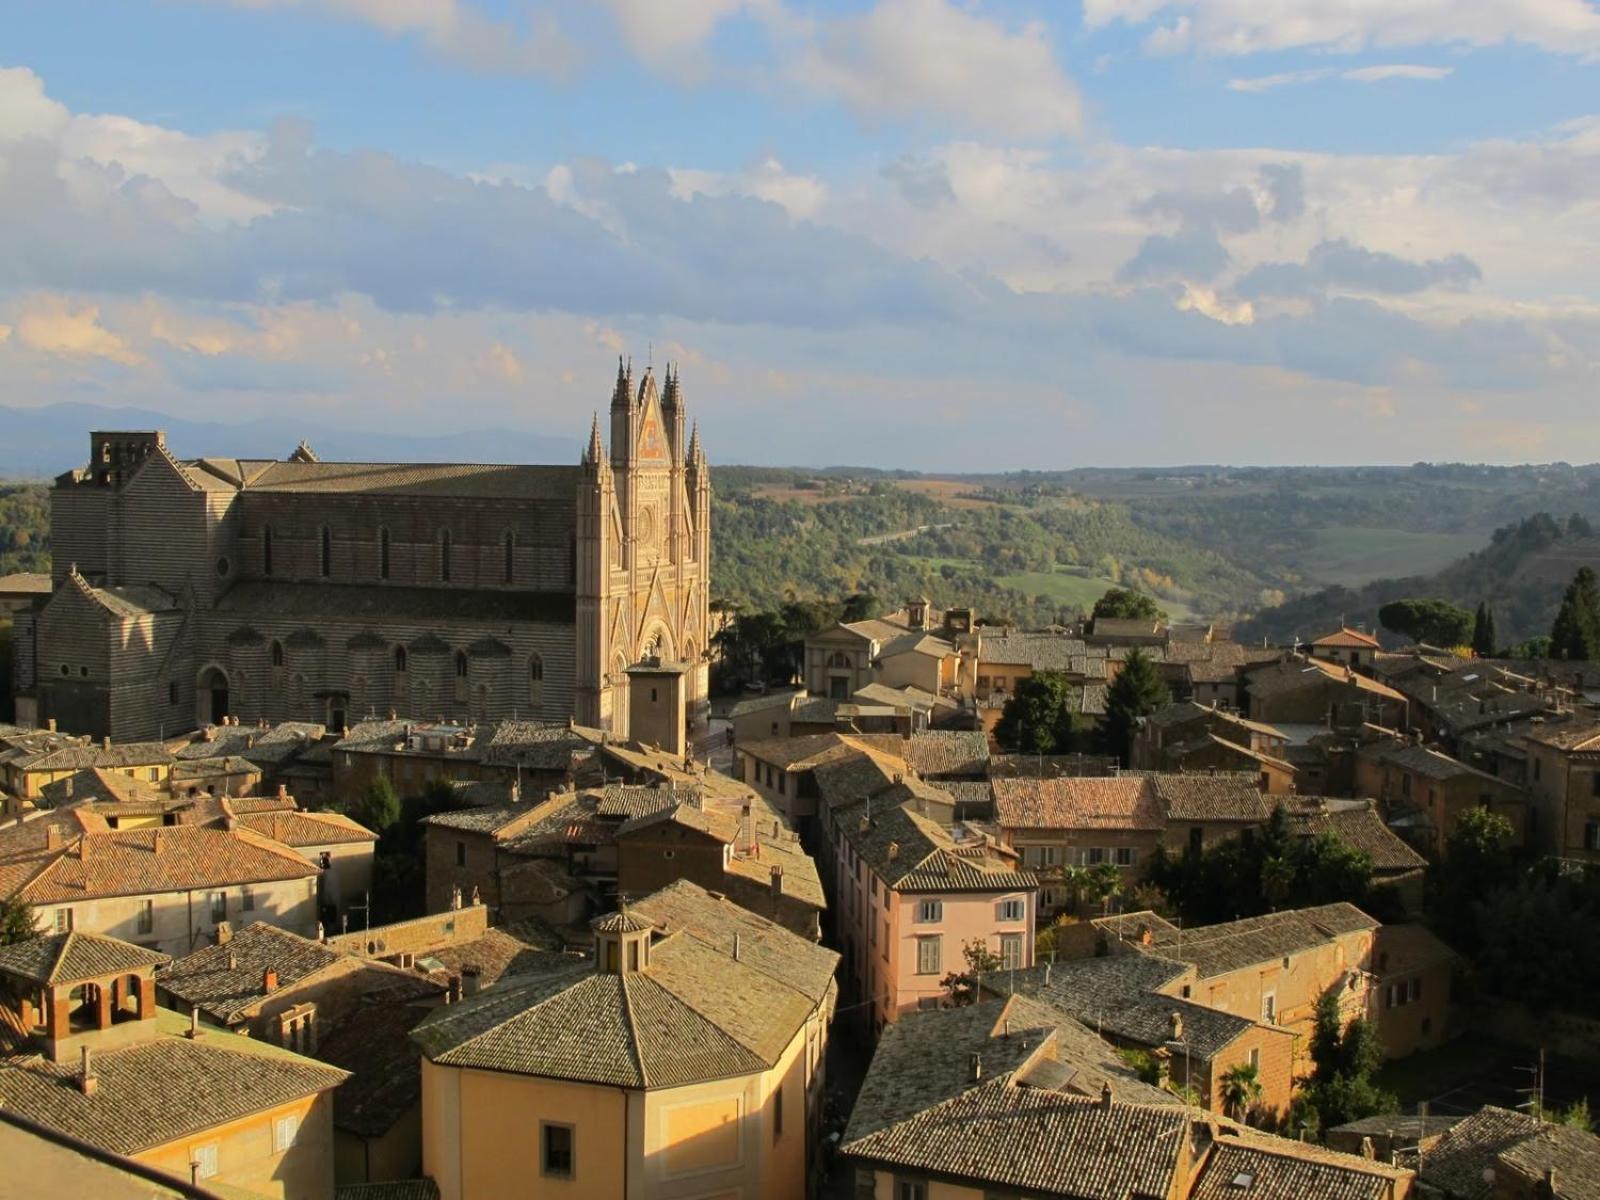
196, 666, 229, 727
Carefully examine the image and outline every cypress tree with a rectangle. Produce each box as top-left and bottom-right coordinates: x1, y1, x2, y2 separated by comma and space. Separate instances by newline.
1551, 567, 1600, 660
1099, 648, 1168, 765
1471, 602, 1497, 658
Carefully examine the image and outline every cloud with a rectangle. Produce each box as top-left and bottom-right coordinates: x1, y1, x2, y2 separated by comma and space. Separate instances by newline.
1238, 238, 1484, 297
1119, 227, 1233, 282
1258, 163, 1305, 223
599, 0, 758, 73
881, 157, 957, 210
1134, 185, 1261, 235
0, 66, 70, 141
210, 0, 577, 77
14, 295, 144, 365
1230, 63, 1455, 91
1084, 0, 1600, 58
670, 156, 828, 221
795, 0, 1082, 140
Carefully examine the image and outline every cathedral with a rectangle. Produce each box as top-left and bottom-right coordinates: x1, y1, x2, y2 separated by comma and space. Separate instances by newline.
15, 360, 711, 741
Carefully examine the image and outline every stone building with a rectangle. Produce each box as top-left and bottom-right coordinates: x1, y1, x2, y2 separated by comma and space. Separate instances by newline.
17, 360, 710, 744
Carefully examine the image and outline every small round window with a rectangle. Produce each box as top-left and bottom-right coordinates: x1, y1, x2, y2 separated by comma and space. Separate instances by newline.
215, 557, 231, 577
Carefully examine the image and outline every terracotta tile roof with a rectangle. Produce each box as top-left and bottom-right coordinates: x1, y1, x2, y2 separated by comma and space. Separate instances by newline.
0, 932, 169, 985
977, 633, 1089, 671
1284, 802, 1427, 874
15, 826, 319, 905
903, 731, 990, 778
238, 810, 377, 847
843, 993, 1175, 1149
1415, 1106, 1547, 1199
1191, 1132, 1408, 1199
174, 722, 325, 764
737, 733, 871, 771
425, 928, 560, 989
420, 800, 536, 835
157, 922, 348, 1025
0, 1008, 347, 1156
1149, 773, 1272, 822
479, 721, 593, 769
11, 742, 173, 772
1313, 628, 1383, 650
1526, 721, 1600, 752
840, 796, 1038, 893
1147, 903, 1379, 979
37, 769, 169, 810
1368, 743, 1503, 784
316, 997, 431, 1139
1247, 659, 1406, 702
847, 1081, 1191, 1197
993, 777, 1165, 832
414, 882, 838, 1090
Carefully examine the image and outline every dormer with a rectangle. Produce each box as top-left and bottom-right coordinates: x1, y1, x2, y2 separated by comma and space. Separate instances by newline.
0, 932, 169, 1063
591, 906, 654, 975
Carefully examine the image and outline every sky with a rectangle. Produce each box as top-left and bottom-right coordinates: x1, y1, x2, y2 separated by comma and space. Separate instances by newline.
3, 0, 1600, 469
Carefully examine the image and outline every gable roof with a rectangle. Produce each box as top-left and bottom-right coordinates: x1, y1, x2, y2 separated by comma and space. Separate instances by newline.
1284, 801, 1427, 874
839, 796, 1038, 893
0, 932, 168, 986
1149, 773, 1272, 823
157, 922, 349, 1025
1147, 903, 1380, 979
0, 1008, 347, 1157
1313, 628, 1382, 650
237, 809, 377, 847
993, 777, 1165, 832
1191, 1131, 1408, 1199
14, 826, 320, 905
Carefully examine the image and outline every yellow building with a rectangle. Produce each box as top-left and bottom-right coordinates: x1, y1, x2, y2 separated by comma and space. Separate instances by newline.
413, 879, 839, 1200
0, 930, 347, 1199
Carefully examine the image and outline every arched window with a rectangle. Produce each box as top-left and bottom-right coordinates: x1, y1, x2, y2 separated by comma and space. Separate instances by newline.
319, 526, 332, 578
454, 651, 468, 678
440, 530, 452, 583
394, 646, 408, 673
263, 526, 274, 576
379, 527, 390, 581
503, 530, 515, 584
270, 640, 284, 668
529, 654, 544, 710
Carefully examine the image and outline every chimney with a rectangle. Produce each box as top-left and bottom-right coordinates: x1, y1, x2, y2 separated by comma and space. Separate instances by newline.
887, 841, 900, 861
1099, 1081, 1113, 1110
228, 951, 238, 970
79, 1046, 98, 1096
1169, 1011, 1183, 1041
1359, 1136, 1375, 1160
770, 866, 783, 898
276, 783, 288, 801
733, 933, 742, 962
858, 814, 870, 833
1139, 925, 1154, 947
46, 719, 57, 733
186, 1006, 201, 1038
45, 826, 61, 851
446, 975, 462, 1004
63, 776, 73, 799
462, 967, 481, 998
969, 1051, 982, 1082
102, 736, 111, 751
262, 967, 278, 993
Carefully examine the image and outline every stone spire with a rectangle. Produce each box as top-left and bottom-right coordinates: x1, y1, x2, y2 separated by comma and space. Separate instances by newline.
583, 412, 605, 466
687, 421, 704, 465
610, 355, 632, 411
661, 363, 680, 410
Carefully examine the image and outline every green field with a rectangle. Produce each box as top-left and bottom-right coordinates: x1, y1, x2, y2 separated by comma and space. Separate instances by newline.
898, 555, 1194, 618
1301, 526, 1484, 589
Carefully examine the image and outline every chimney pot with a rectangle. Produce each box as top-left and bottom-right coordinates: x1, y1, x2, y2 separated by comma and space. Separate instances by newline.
447, 975, 462, 1003
79, 1046, 97, 1096
47, 719, 57, 733
263, 967, 278, 993
102, 736, 111, 751
969, 1051, 982, 1081
887, 841, 900, 861
1169, 1011, 1183, 1041
1100, 1081, 1113, 1109
770, 865, 783, 897
276, 783, 287, 800
462, 967, 481, 998
187, 1006, 201, 1038
45, 826, 61, 851
228, 951, 238, 970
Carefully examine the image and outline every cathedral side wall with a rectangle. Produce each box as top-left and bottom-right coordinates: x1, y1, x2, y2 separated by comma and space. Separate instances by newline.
50, 488, 108, 586
116, 457, 229, 604
236, 494, 578, 592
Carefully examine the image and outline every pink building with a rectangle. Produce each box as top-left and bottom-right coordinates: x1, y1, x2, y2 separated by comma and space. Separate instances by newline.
816, 766, 1039, 1034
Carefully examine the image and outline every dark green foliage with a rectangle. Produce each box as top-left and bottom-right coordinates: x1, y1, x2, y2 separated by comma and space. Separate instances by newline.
1428, 807, 1518, 950
1377, 598, 1474, 647
1469, 865, 1600, 1016
1471, 602, 1497, 657
1098, 649, 1168, 765
710, 600, 845, 693
1551, 566, 1600, 660
1092, 588, 1165, 621
0, 484, 49, 577
995, 671, 1093, 754
0, 895, 39, 945
347, 778, 401, 839
1294, 988, 1397, 1134
1147, 806, 1375, 926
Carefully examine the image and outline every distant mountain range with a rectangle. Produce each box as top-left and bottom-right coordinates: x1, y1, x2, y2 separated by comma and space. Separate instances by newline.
0, 403, 578, 478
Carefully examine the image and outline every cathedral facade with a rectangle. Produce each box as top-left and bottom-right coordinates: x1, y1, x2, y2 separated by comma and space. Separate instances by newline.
17, 361, 710, 742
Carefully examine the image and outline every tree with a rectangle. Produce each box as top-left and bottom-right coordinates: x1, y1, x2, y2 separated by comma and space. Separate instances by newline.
1220, 1062, 1264, 1123
1299, 987, 1397, 1131
1551, 567, 1600, 660
1092, 588, 1165, 622
1555, 1098, 1593, 1133
941, 938, 1004, 1007
1099, 649, 1168, 765
0, 895, 39, 946
348, 778, 401, 840
1377, 598, 1474, 648
1084, 862, 1123, 915
1471, 602, 1498, 658
995, 671, 1081, 754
